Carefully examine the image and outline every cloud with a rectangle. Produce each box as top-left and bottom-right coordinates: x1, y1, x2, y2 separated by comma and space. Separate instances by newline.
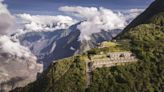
0, 0, 15, 35
0, 14, 15, 35
0, 0, 10, 14
0, 1, 43, 91
127, 8, 144, 17
59, 6, 127, 41
16, 13, 77, 33
0, 36, 34, 58
123, 8, 144, 23
0, 36, 43, 91
59, 6, 144, 41
15, 6, 143, 41
59, 6, 99, 19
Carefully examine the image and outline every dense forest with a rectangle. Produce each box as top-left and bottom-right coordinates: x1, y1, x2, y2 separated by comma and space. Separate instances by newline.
12, 0, 164, 92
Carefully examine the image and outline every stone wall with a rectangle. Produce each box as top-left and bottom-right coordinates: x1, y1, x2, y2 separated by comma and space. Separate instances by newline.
107, 52, 135, 59
85, 51, 137, 87
87, 52, 137, 71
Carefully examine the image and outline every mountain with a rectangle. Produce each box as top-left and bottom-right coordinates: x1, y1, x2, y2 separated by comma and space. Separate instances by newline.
18, 22, 121, 68
116, 0, 164, 38
11, 0, 164, 92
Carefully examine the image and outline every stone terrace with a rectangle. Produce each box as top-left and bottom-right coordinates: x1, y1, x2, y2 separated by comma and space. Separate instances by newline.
86, 51, 138, 87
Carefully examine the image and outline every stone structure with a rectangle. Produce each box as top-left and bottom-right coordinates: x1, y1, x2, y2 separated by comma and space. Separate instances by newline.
86, 51, 137, 87
107, 52, 135, 59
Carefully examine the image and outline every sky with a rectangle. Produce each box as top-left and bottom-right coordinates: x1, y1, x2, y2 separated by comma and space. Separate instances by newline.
4, 0, 154, 15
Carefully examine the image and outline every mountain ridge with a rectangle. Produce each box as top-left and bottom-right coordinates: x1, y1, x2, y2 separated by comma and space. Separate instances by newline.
116, 0, 164, 39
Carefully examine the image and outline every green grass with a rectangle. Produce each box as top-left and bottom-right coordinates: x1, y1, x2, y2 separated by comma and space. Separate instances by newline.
101, 41, 119, 47
87, 41, 130, 57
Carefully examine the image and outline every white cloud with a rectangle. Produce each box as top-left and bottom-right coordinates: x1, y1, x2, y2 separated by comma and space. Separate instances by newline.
70, 46, 75, 51
16, 13, 77, 33
0, 0, 10, 15
123, 8, 144, 23
15, 6, 143, 41
59, 6, 127, 41
59, 6, 99, 19
0, 36, 43, 91
127, 8, 144, 17
0, 1, 43, 91
0, 36, 33, 58
0, 14, 15, 35
0, 0, 15, 35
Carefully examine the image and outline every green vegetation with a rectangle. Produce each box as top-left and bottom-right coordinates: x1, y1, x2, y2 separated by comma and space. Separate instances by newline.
116, 0, 164, 38
149, 12, 164, 26
101, 41, 119, 47
86, 41, 130, 60
12, 56, 87, 92
87, 24, 164, 92
87, 41, 129, 56
12, 0, 164, 92
87, 8, 164, 92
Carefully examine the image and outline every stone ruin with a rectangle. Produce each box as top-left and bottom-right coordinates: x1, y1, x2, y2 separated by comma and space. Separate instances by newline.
86, 51, 137, 87
107, 52, 136, 60
87, 52, 137, 71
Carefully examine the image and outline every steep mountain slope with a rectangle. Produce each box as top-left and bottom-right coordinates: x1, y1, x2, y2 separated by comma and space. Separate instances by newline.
11, 0, 164, 92
11, 40, 130, 92
18, 27, 76, 68
116, 0, 164, 38
11, 55, 87, 92
87, 0, 164, 91
87, 24, 164, 92
18, 22, 121, 68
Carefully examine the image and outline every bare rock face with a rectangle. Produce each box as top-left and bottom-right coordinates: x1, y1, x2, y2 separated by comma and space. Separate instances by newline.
0, 36, 43, 92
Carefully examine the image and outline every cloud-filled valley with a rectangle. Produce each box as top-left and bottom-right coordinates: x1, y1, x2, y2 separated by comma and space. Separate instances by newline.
0, 1, 42, 91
